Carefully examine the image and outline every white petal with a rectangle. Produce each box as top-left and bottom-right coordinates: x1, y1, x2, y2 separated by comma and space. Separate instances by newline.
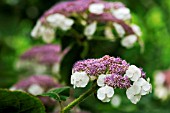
70, 71, 89, 88
42, 27, 55, 43
131, 24, 142, 36
64, 18, 74, 26
140, 89, 147, 95
97, 86, 114, 102
97, 88, 106, 100
127, 85, 141, 97
81, 75, 90, 87
46, 13, 65, 27
121, 35, 137, 48
84, 21, 97, 38
97, 74, 106, 87
111, 95, 121, 107
131, 73, 140, 82
154, 71, 165, 86
104, 26, 115, 41
143, 82, 151, 91
34, 64, 47, 74
126, 87, 134, 99
105, 85, 114, 98
112, 7, 131, 21
125, 70, 133, 78
127, 65, 141, 81
125, 65, 141, 81
60, 18, 74, 31
31, 21, 42, 38
113, 23, 125, 37
28, 84, 44, 95
154, 86, 168, 100
134, 78, 146, 86
9, 87, 17, 91
130, 95, 141, 104
128, 65, 138, 70
47, 13, 65, 23
89, 3, 105, 15
52, 63, 60, 74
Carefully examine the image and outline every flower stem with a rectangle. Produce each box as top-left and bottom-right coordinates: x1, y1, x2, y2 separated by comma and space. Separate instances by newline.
60, 84, 97, 113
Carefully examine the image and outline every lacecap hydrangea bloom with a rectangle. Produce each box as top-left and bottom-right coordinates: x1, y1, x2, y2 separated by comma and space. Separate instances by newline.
154, 70, 170, 100
31, 0, 142, 48
16, 44, 68, 74
10, 75, 60, 109
71, 55, 152, 104
10, 75, 91, 113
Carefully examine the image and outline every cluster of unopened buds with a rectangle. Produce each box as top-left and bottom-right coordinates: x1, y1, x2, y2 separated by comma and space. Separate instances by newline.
71, 55, 152, 104
31, 0, 142, 48
154, 70, 170, 100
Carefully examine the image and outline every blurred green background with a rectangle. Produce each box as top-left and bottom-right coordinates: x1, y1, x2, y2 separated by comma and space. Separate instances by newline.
1, 0, 170, 113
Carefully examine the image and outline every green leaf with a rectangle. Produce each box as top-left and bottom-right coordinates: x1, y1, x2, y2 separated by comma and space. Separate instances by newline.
0, 89, 45, 113
41, 87, 70, 102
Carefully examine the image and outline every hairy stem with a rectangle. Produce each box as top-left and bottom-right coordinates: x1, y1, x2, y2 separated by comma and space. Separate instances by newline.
60, 84, 97, 113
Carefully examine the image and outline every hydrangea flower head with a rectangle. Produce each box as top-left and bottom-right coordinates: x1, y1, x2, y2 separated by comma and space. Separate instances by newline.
31, 0, 142, 48
71, 55, 151, 104
10, 75, 60, 108
154, 70, 170, 100
17, 44, 69, 75
20, 44, 62, 65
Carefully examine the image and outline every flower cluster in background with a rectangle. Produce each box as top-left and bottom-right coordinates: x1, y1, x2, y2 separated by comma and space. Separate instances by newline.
71, 55, 152, 104
16, 44, 68, 75
10, 75, 60, 111
10, 75, 91, 113
154, 70, 170, 100
31, 0, 142, 48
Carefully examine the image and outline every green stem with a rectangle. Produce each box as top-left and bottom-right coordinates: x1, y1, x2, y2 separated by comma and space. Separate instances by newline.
60, 84, 97, 113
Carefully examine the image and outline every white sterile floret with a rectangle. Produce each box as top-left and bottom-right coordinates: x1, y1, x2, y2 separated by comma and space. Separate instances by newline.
46, 13, 65, 27
46, 13, 74, 31
104, 26, 115, 41
97, 74, 107, 87
33, 64, 47, 74
121, 35, 137, 48
126, 84, 141, 104
112, 7, 131, 21
9, 87, 17, 91
134, 78, 152, 95
125, 65, 141, 82
52, 63, 60, 74
9, 87, 24, 92
131, 24, 142, 36
60, 18, 74, 31
41, 26, 55, 43
154, 86, 168, 100
89, 3, 105, 15
71, 71, 90, 88
84, 21, 97, 39
28, 84, 44, 96
154, 71, 165, 86
111, 95, 121, 107
97, 85, 114, 102
113, 23, 125, 37
31, 21, 42, 38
